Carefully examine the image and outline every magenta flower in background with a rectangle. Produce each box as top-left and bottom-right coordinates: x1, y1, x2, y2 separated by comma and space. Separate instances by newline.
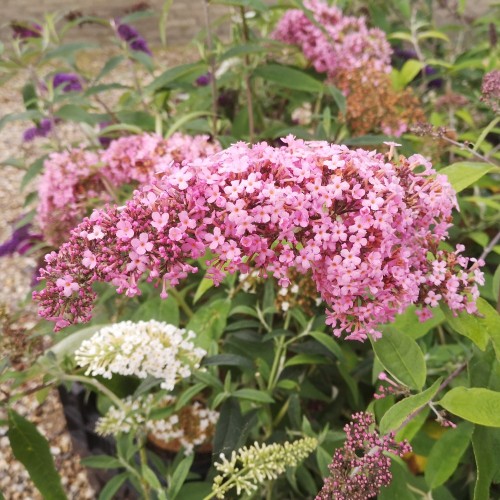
0, 223, 42, 257
23, 118, 53, 142
116, 22, 152, 56
53, 73, 83, 92
196, 72, 212, 87
11, 21, 42, 39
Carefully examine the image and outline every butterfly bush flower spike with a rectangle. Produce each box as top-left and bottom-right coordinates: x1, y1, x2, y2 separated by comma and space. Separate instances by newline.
212, 437, 318, 498
35, 137, 483, 341
74, 320, 206, 390
316, 412, 411, 500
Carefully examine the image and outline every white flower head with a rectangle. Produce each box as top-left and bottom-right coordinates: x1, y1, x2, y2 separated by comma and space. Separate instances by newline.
75, 320, 206, 390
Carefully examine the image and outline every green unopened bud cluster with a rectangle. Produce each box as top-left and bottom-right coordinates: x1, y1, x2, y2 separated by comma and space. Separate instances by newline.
211, 436, 318, 498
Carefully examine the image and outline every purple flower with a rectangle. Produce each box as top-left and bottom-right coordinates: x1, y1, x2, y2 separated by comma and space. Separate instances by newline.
53, 73, 83, 92
0, 223, 42, 257
116, 22, 151, 55
117, 23, 140, 42
392, 48, 418, 61
129, 37, 152, 56
98, 122, 113, 148
22, 118, 54, 143
11, 22, 42, 40
196, 72, 212, 87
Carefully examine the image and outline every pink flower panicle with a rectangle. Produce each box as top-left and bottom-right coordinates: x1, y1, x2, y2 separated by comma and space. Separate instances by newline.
272, 0, 392, 80
316, 412, 411, 500
480, 70, 500, 113
34, 137, 482, 340
37, 133, 220, 245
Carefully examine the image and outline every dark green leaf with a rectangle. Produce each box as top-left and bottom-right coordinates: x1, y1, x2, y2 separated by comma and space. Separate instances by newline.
80, 455, 123, 469
95, 55, 125, 82
284, 354, 331, 367
309, 331, 344, 359
174, 383, 207, 410
203, 354, 254, 369
168, 454, 194, 500
98, 472, 127, 500
233, 388, 274, 403
144, 63, 206, 93
7, 410, 67, 500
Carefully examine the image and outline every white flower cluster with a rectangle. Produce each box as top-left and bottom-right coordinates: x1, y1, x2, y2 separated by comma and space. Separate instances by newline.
74, 320, 206, 390
95, 394, 219, 455
212, 437, 318, 498
151, 395, 219, 455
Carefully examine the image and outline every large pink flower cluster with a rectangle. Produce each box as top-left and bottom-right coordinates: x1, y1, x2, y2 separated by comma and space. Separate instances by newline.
272, 0, 392, 80
37, 133, 220, 245
34, 137, 482, 340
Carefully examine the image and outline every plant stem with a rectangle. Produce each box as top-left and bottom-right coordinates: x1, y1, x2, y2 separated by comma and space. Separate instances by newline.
60, 373, 127, 412
394, 362, 467, 434
168, 287, 194, 318
203, 0, 219, 139
240, 7, 255, 143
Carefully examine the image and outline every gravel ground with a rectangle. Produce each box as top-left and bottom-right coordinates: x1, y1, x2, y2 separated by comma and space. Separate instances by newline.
0, 45, 196, 499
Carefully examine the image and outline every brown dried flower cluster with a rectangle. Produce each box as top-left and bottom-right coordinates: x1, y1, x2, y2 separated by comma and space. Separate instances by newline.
334, 69, 425, 137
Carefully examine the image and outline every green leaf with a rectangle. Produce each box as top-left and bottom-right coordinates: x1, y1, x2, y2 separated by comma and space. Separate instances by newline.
233, 388, 275, 403
42, 42, 98, 61
400, 59, 424, 87
98, 472, 127, 500
95, 55, 125, 82
327, 85, 346, 115
309, 331, 344, 359
440, 162, 497, 192
220, 43, 265, 61
80, 455, 123, 469
392, 305, 445, 339
132, 294, 179, 326
7, 410, 67, 500
418, 30, 450, 42
55, 105, 102, 125
174, 383, 207, 410
21, 155, 47, 190
168, 454, 194, 500
144, 63, 206, 93
213, 398, 244, 457
379, 460, 417, 499
372, 327, 426, 390
284, 354, 331, 367
342, 134, 391, 145
141, 464, 162, 490
186, 298, 231, 351
425, 422, 474, 489
254, 64, 323, 93
472, 426, 500, 500
40, 324, 105, 364
380, 378, 442, 434
439, 388, 500, 427
316, 447, 332, 477
203, 354, 254, 369
442, 299, 494, 353
193, 277, 215, 304
0, 110, 42, 132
